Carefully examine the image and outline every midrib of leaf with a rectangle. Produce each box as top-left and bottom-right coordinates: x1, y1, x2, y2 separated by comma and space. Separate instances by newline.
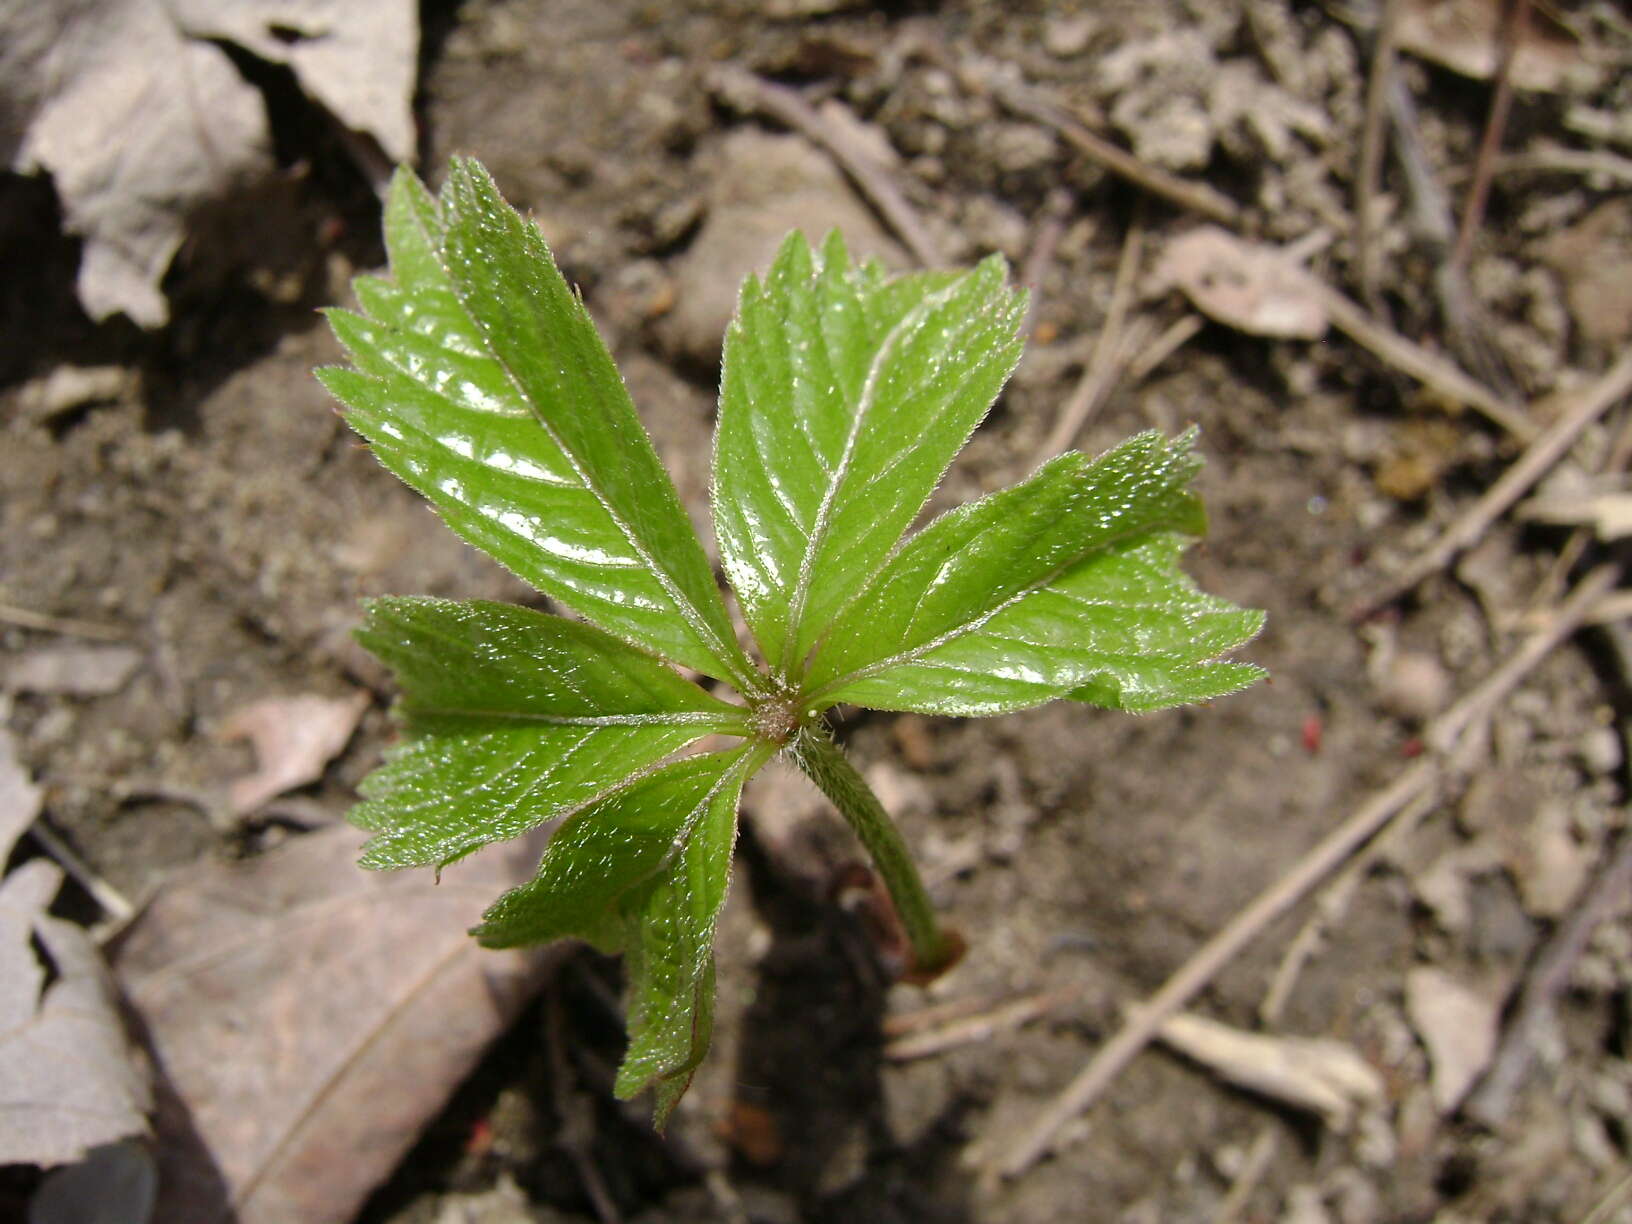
406, 170, 760, 697
802, 524, 1186, 707
777, 277, 967, 679
406, 708, 743, 729
651, 740, 770, 876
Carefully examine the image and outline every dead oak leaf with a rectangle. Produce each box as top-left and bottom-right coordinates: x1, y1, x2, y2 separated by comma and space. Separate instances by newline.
4, 0, 419, 327
0, 802, 153, 1168
1156, 226, 1329, 340
219, 691, 369, 816
114, 824, 557, 1224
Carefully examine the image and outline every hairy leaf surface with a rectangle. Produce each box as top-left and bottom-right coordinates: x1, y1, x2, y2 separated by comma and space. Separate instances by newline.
326, 157, 1268, 1126
351, 598, 746, 869
713, 231, 1027, 677
475, 748, 757, 1119
320, 162, 755, 689
805, 433, 1264, 715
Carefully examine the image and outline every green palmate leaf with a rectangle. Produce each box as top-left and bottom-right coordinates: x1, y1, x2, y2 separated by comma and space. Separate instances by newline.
319, 162, 757, 691
324, 155, 1268, 1127
474, 747, 762, 1119
803, 432, 1265, 716
713, 231, 1027, 679
351, 598, 748, 869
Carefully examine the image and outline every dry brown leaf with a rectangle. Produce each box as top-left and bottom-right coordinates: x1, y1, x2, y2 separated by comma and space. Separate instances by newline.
0, 856, 153, 1168
1, 727, 152, 1167
1152, 1009, 1384, 1131
6, 0, 271, 326
115, 823, 558, 1224
4, 0, 418, 326
0, 725, 42, 861
4, 644, 143, 697
219, 691, 369, 816
1394, 0, 1596, 94
1536, 201, 1632, 348
1405, 966, 1502, 1113
1156, 226, 1329, 340
168, 0, 418, 164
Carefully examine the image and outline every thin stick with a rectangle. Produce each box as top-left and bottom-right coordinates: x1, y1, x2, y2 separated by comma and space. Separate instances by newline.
884, 985, 1085, 1061
1355, 350, 1632, 618
993, 566, 1617, 1178
1580, 1169, 1632, 1224
1036, 212, 1145, 462
706, 65, 945, 268
1388, 75, 1454, 248
1450, 0, 1529, 273
1463, 829, 1632, 1127
993, 760, 1435, 1178
1019, 188, 1076, 337
1356, 0, 1402, 310
978, 75, 1241, 227
1495, 147, 1632, 186
1124, 314, 1204, 385
25, 818, 135, 928
1433, 564, 1620, 753
0, 602, 129, 642
1316, 284, 1536, 442
1214, 1125, 1280, 1224
1259, 789, 1439, 1027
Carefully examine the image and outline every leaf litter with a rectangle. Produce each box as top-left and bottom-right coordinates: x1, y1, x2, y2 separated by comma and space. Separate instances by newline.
0, 728, 151, 1170
2, 0, 418, 327
112, 822, 558, 1224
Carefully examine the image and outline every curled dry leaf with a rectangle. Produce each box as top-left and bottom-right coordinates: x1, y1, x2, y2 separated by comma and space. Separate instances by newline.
1152, 1009, 1384, 1131
4, 644, 143, 698
219, 691, 369, 816
166, 0, 418, 166
3, 0, 418, 326
114, 823, 558, 1224
1156, 227, 1329, 340
5, 0, 270, 327
1393, 0, 1597, 94
1405, 966, 1502, 1113
0, 728, 152, 1166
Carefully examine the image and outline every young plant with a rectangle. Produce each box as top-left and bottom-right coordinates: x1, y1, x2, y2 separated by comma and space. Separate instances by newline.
319, 157, 1264, 1123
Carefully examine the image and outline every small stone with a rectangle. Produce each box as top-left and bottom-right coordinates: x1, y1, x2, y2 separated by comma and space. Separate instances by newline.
1042, 14, 1097, 58
1577, 726, 1623, 776
1374, 649, 1451, 722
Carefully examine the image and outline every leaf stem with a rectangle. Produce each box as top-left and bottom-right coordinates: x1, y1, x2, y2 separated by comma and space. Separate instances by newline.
791, 728, 954, 977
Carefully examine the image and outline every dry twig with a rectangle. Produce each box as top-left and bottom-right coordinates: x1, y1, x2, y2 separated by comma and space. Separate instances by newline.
23, 817, 136, 934
1356, 0, 1402, 310
1019, 188, 1076, 338
1463, 830, 1632, 1127
0, 601, 129, 642
1355, 349, 1632, 618
1495, 147, 1632, 186
970, 70, 1242, 227
1315, 284, 1536, 442
1214, 1125, 1280, 1224
884, 985, 1086, 1061
1036, 212, 1146, 462
1123, 314, 1204, 385
705, 64, 946, 268
992, 564, 1619, 1178
1450, 0, 1530, 274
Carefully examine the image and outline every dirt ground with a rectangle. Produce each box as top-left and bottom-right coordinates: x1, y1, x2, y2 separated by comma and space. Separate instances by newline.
5, 1, 1632, 1221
